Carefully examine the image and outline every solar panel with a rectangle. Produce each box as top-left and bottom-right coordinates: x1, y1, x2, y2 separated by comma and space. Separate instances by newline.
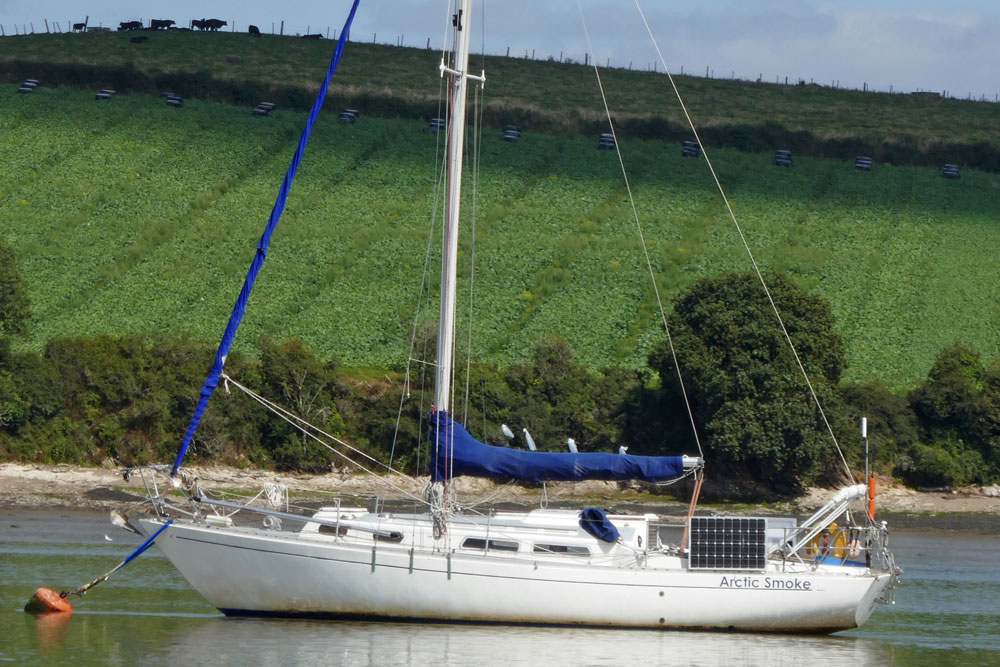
688, 517, 767, 571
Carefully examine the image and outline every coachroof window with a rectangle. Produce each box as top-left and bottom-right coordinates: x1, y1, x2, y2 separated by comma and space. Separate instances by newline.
461, 537, 519, 552
533, 544, 590, 556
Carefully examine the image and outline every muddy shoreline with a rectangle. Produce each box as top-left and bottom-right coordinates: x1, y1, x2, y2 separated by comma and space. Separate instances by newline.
1, 463, 997, 528
4, 462, 998, 513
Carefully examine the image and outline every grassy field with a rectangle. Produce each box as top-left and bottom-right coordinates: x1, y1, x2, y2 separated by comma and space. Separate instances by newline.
2, 30, 1000, 169
2, 83, 999, 389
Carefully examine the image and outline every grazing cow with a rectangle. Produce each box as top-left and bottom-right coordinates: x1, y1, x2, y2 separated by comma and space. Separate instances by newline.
117, 20, 142, 31
301, 33, 322, 39
248, 24, 261, 37
150, 19, 175, 30
191, 19, 206, 30
130, 35, 148, 43
204, 18, 227, 31
72, 21, 87, 32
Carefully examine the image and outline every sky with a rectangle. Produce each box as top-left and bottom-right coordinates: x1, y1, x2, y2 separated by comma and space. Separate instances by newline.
1, 0, 999, 98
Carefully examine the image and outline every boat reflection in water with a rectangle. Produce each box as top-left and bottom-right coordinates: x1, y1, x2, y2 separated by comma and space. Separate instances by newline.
160, 617, 895, 667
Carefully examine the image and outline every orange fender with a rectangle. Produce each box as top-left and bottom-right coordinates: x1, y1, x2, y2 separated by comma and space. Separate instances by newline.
867, 475, 876, 520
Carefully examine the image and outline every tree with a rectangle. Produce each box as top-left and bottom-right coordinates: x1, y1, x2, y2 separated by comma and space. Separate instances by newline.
0, 237, 30, 337
649, 272, 849, 494
905, 342, 998, 484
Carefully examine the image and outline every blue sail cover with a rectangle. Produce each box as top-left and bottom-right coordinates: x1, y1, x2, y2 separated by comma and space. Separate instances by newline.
169, 0, 361, 477
429, 410, 685, 483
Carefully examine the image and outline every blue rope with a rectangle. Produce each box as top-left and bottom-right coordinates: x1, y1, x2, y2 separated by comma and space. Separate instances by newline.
171, 0, 362, 476
122, 519, 173, 566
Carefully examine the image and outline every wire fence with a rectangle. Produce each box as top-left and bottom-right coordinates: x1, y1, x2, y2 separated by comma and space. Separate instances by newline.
2, 19, 997, 103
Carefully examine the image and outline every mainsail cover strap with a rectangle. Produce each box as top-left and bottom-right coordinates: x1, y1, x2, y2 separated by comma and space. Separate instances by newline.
169, 0, 362, 477
429, 410, 684, 483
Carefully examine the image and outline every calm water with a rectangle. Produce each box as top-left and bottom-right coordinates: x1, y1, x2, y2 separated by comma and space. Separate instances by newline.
1, 510, 997, 666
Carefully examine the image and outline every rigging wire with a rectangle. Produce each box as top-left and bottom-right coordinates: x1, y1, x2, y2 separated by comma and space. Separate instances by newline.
576, 1, 704, 461
392, 1, 458, 481
220, 373, 428, 505
631, 0, 855, 484
462, 19, 487, 426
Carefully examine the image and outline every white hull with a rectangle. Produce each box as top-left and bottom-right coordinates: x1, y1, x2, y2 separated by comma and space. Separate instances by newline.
136, 515, 891, 633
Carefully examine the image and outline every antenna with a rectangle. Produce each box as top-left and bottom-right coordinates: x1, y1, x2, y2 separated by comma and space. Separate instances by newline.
862, 416, 876, 521
861, 417, 868, 479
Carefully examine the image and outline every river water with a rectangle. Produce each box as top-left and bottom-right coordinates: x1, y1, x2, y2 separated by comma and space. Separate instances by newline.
1, 509, 997, 666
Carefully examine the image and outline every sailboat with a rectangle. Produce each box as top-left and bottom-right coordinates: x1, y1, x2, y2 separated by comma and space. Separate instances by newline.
118, 0, 899, 632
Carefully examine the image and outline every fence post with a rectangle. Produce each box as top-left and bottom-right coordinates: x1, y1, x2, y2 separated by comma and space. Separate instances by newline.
44, 19, 49, 33
279, 20, 284, 36
505, 46, 509, 57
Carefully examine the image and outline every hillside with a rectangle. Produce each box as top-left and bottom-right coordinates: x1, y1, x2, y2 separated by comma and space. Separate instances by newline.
3, 79, 999, 388
3, 30, 1000, 170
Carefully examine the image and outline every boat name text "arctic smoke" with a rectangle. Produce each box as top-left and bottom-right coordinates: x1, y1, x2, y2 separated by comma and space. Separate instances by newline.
719, 576, 812, 590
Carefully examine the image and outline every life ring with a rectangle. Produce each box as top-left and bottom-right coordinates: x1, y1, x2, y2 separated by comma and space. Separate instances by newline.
806, 523, 847, 561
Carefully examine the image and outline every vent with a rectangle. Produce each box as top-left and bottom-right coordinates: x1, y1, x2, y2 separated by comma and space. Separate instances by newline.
688, 517, 767, 571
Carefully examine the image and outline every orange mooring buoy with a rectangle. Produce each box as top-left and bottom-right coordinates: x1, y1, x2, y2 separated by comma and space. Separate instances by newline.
24, 587, 73, 614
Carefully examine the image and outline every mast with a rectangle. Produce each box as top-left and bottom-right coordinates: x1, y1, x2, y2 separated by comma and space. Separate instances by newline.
435, 0, 482, 413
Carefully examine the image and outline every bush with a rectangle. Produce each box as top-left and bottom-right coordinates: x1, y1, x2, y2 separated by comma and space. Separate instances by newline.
894, 443, 983, 488
257, 336, 348, 471
908, 342, 999, 482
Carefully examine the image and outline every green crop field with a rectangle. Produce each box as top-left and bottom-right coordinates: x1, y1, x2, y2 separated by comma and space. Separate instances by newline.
3, 29, 1000, 170
3, 82, 1000, 389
